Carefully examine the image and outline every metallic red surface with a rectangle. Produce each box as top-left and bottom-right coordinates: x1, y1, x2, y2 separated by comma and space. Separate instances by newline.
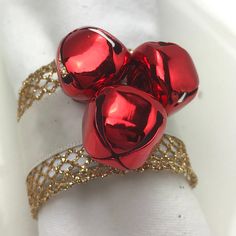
83, 85, 167, 170
127, 42, 199, 115
56, 27, 130, 101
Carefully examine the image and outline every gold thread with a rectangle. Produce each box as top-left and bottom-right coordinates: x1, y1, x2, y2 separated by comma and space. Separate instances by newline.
58, 58, 68, 78
17, 61, 59, 120
27, 134, 197, 218
18, 61, 198, 218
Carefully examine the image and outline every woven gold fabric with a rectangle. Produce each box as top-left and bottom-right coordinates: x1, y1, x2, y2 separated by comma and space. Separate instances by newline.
18, 61, 197, 218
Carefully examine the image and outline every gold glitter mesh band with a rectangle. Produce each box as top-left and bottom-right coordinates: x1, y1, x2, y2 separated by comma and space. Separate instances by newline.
17, 61, 59, 120
27, 134, 197, 218
18, 61, 197, 218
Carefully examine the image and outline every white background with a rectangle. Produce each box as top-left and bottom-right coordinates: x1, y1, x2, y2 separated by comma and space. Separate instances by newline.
0, 0, 236, 235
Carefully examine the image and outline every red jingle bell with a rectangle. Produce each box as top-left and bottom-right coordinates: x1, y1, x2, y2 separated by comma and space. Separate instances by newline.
127, 42, 199, 115
56, 27, 130, 101
82, 85, 167, 170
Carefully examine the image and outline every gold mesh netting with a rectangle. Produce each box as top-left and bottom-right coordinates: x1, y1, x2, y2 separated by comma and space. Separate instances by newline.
18, 60, 197, 218
17, 61, 59, 120
27, 134, 197, 218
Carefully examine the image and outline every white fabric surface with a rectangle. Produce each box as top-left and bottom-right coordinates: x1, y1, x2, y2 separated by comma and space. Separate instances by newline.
0, 0, 212, 235
18, 90, 86, 176
38, 173, 210, 236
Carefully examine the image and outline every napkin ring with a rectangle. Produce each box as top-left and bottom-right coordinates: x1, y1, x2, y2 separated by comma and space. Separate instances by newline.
18, 26, 199, 218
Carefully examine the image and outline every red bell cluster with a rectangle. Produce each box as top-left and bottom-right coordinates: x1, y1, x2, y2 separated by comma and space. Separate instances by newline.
56, 27, 199, 170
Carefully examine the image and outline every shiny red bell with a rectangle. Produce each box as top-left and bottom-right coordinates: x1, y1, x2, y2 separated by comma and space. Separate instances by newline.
56, 27, 130, 101
127, 42, 199, 115
82, 85, 167, 170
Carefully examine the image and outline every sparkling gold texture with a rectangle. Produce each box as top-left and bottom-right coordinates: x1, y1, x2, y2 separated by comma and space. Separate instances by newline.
58, 58, 68, 78
27, 134, 197, 218
17, 61, 59, 120
18, 60, 198, 218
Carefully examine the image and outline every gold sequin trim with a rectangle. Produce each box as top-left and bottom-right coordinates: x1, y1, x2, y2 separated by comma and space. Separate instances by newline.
18, 61, 197, 218
17, 61, 59, 120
